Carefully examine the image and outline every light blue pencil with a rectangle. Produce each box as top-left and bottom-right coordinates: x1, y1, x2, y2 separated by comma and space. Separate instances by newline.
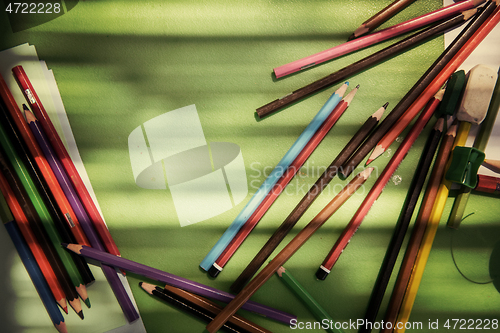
200, 82, 348, 270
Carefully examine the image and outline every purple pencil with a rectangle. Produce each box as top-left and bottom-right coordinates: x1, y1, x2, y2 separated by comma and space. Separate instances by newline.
63, 243, 296, 324
25, 107, 140, 323
274, 0, 485, 78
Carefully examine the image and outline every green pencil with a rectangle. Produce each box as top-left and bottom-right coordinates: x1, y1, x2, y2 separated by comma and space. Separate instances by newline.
277, 266, 344, 333
0, 120, 85, 316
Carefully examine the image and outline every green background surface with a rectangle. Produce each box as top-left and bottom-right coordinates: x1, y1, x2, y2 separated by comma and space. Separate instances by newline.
0, 1, 499, 333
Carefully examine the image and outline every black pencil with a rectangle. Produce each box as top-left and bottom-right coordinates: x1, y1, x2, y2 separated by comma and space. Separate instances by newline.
255, 10, 472, 118
340, 3, 495, 178
230, 103, 386, 293
359, 117, 444, 333
348, 0, 417, 40
140, 282, 270, 333
0, 147, 84, 318
0, 106, 95, 289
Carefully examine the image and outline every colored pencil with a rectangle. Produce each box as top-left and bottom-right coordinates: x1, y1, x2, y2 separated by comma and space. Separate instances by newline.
9, 74, 138, 321
475, 174, 500, 194
0, 170, 68, 313
447, 66, 500, 229
0, 124, 84, 318
63, 243, 296, 324
367, 88, 445, 164
0, 101, 94, 287
359, 118, 444, 333
273, 0, 485, 78
205, 168, 373, 333
483, 159, 500, 173
256, 10, 472, 118
277, 266, 343, 333
1, 197, 68, 333
348, 0, 417, 40
316, 89, 441, 280
200, 83, 348, 271
25, 106, 141, 317
140, 282, 272, 333
0, 75, 90, 248
209, 85, 359, 278
381, 122, 458, 331
341, 1, 498, 179
12, 65, 121, 257
230, 103, 385, 292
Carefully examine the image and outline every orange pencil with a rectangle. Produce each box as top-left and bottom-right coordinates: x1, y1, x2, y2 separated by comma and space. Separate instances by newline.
0, 170, 68, 313
12, 66, 120, 257
0, 75, 90, 247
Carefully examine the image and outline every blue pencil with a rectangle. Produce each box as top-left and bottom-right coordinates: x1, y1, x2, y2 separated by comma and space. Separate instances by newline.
1, 195, 67, 333
200, 82, 348, 270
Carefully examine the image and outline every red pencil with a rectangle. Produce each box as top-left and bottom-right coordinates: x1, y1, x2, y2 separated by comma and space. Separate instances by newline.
12, 65, 120, 257
0, 75, 90, 247
209, 85, 359, 277
316, 88, 442, 280
0, 170, 68, 313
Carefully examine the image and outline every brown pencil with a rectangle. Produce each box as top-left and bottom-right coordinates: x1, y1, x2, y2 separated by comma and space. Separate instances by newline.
230, 103, 385, 293
349, 0, 417, 40
382, 122, 458, 329
341, 3, 496, 178
141, 282, 271, 333
255, 10, 472, 118
206, 168, 373, 333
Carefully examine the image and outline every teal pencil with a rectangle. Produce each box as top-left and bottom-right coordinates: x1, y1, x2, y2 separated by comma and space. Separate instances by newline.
277, 266, 344, 333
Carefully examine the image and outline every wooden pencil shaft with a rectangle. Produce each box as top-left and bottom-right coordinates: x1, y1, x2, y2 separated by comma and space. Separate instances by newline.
230, 109, 379, 292
359, 119, 443, 333
0, 170, 68, 311
475, 174, 500, 193
206, 170, 371, 333
358, 0, 417, 33
0, 81, 88, 247
341, 3, 494, 178
277, 267, 341, 333
162, 284, 271, 333
382, 126, 457, 328
13, 66, 121, 257
0, 145, 82, 309
65, 243, 295, 323
212, 90, 356, 275
0, 108, 94, 286
318, 96, 437, 277
0, 119, 85, 289
256, 12, 468, 118
150, 287, 243, 333
273, 0, 484, 78
3, 218, 67, 332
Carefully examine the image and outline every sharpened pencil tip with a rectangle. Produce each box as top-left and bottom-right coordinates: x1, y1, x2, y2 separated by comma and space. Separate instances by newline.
84, 298, 91, 308
383, 102, 389, 109
77, 310, 84, 320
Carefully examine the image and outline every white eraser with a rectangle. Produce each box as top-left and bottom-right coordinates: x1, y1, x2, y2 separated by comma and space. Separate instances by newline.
458, 64, 498, 124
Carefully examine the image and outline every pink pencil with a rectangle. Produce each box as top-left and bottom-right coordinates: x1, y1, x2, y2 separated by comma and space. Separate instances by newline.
273, 0, 485, 78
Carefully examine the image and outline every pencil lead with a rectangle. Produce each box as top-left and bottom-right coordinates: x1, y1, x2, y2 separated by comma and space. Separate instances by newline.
383, 102, 389, 109
84, 298, 91, 308
77, 310, 84, 320
62, 306, 68, 314
372, 104, 387, 121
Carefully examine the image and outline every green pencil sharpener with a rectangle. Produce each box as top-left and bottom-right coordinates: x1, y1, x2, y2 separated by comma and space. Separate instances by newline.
446, 146, 485, 188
